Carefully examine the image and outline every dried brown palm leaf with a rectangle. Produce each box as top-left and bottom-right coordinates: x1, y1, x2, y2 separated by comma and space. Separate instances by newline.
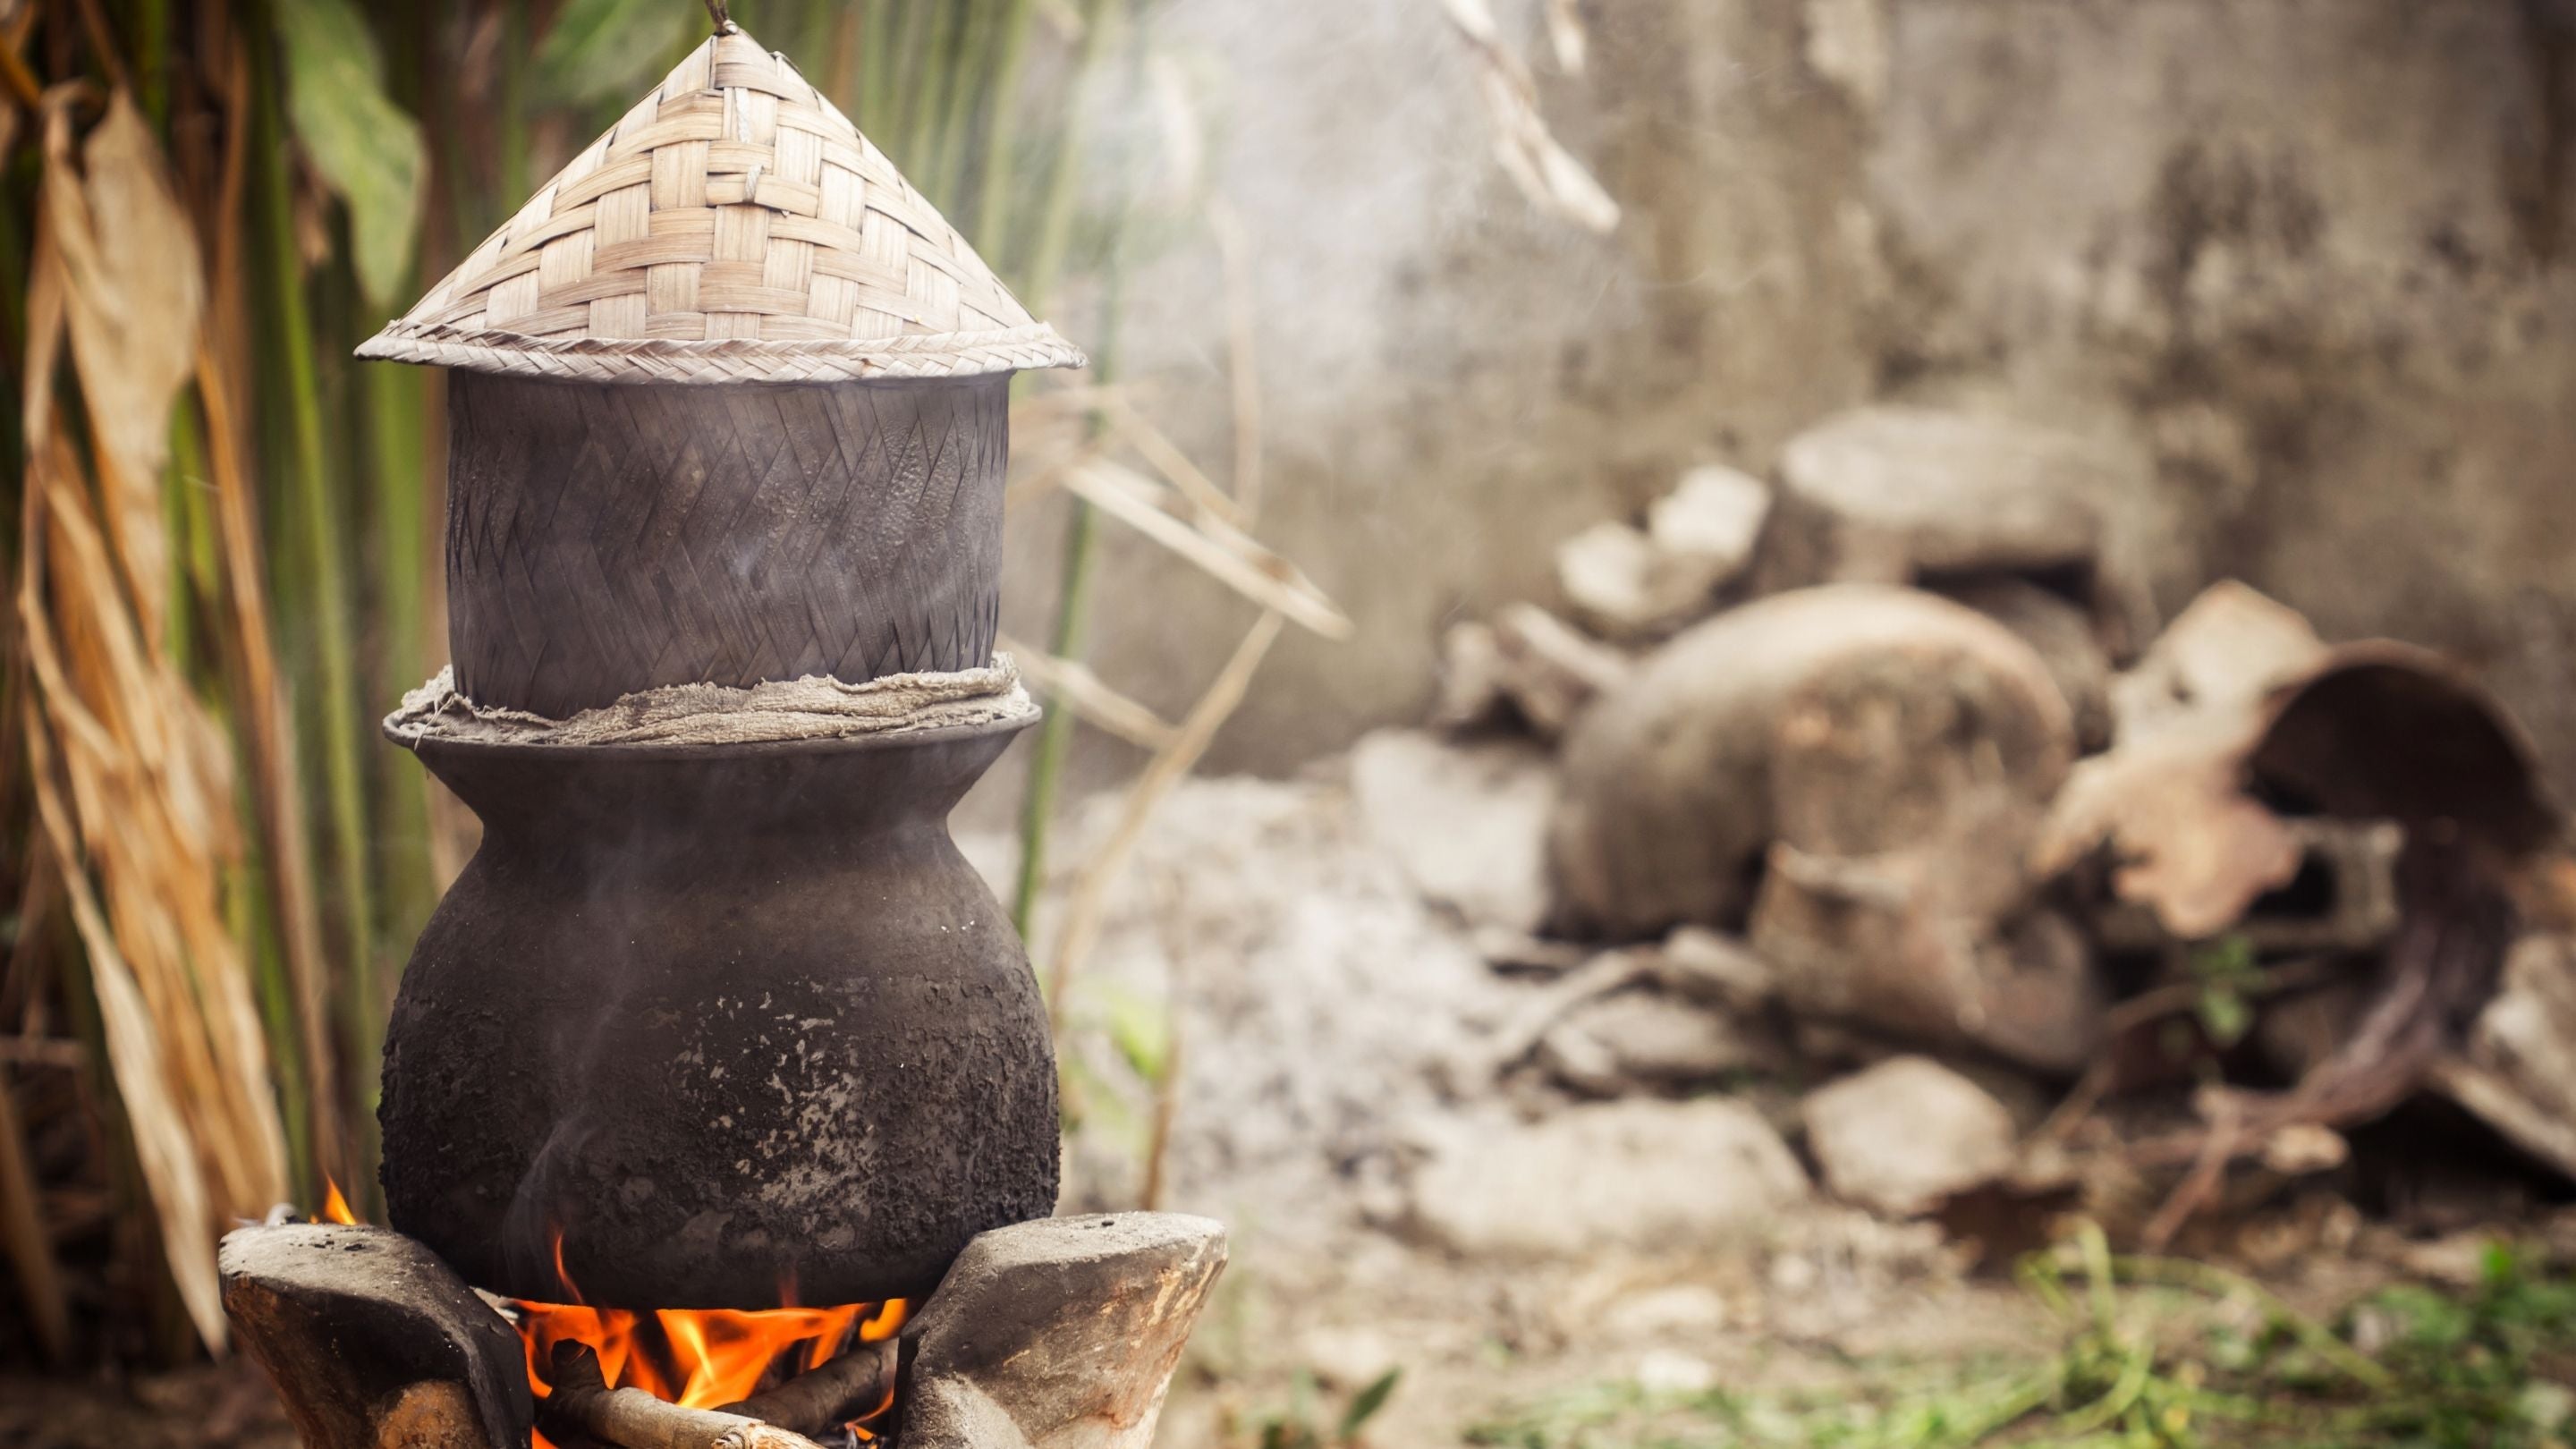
43, 93, 200, 646
18, 89, 287, 1352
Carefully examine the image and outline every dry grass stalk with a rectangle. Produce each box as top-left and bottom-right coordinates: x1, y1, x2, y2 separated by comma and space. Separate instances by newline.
1003, 418, 1125, 517
1545, 0, 1589, 74
17, 89, 288, 1351
1208, 202, 1265, 523
1046, 609, 1285, 1032
0, 850, 54, 1031
1060, 459, 1352, 640
1439, 0, 1620, 234
0, 1068, 70, 1361
1102, 393, 1244, 526
997, 631, 1179, 752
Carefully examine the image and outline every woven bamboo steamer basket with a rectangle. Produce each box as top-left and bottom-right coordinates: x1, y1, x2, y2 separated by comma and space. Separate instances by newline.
358, 14, 1082, 386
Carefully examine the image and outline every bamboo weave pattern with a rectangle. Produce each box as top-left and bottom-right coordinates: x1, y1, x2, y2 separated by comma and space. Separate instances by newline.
359, 29, 1080, 384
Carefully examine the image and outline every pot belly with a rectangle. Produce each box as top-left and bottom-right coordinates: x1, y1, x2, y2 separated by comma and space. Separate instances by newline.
379, 827, 1058, 1308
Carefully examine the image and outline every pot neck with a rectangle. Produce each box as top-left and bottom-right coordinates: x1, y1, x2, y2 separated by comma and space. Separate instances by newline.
409, 724, 1020, 851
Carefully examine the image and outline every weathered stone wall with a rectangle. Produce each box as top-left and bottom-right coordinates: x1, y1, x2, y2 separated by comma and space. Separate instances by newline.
979, 0, 2576, 817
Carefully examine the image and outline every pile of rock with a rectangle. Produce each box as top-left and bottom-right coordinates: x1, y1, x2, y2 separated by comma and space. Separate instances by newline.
1366, 402, 2575, 1247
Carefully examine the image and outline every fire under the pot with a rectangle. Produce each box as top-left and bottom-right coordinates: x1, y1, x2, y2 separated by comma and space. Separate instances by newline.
223, 1204, 1227, 1449
318, 1188, 904, 1445
511, 1263, 903, 1445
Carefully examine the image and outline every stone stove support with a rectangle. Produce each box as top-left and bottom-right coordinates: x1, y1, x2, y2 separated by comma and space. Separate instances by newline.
219, 1214, 1226, 1449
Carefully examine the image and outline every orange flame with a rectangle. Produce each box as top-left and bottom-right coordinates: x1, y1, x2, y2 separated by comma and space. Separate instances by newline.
299, 1184, 896, 1443
519, 1230, 904, 1448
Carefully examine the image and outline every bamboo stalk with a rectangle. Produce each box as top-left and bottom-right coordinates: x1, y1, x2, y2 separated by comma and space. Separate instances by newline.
365, 360, 438, 968
859, 1, 894, 147
972, 0, 1038, 251
1009, 124, 1130, 931
923, 0, 991, 208
1208, 201, 1263, 522
132, 0, 170, 126
1023, 0, 1125, 310
886, 0, 928, 160
195, 348, 342, 1199
1012, 486, 1097, 936
905, 0, 961, 191
252, 66, 376, 1193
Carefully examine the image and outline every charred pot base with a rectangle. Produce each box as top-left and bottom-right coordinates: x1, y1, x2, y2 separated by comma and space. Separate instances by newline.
379, 714, 1057, 1309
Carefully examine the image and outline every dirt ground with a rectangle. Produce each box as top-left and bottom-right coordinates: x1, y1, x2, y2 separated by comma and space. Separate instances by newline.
989, 767, 2576, 1448
8, 765, 2571, 1448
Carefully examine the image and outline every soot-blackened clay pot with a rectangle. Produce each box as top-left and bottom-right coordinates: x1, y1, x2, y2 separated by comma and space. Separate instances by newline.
377, 716, 1058, 1309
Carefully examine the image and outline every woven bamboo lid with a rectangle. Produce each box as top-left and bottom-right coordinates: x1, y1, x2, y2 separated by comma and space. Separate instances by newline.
358, 27, 1081, 385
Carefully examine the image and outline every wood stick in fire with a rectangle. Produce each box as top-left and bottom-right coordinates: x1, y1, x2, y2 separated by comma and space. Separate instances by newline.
540, 1342, 836, 1449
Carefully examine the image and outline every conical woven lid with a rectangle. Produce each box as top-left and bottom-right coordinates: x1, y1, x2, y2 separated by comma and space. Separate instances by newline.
358, 28, 1081, 384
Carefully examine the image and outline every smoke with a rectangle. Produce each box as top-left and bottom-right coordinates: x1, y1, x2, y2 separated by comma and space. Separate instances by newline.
1060, 0, 1626, 450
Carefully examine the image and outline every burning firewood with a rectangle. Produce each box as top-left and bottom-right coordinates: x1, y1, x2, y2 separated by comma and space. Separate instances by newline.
540, 1343, 832, 1449
721, 1340, 899, 1437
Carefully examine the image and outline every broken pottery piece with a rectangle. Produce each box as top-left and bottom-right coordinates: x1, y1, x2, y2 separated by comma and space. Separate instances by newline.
1648, 465, 1771, 593
1756, 405, 2154, 650
1555, 466, 1772, 640
2031, 582, 2326, 938
2106, 580, 2325, 745
1432, 605, 1631, 741
2039, 602, 2562, 944
1555, 521, 1668, 639
2435, 934, 2576, 1182
1551, 584, 2072, 937
1801, 1056, 2018, 1217
1935, 576, 2114, 752
1750, 846, 2105, 1072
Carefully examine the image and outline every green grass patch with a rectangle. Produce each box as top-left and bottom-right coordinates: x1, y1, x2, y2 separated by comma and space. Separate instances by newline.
1464, 1229, 2576, 1449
